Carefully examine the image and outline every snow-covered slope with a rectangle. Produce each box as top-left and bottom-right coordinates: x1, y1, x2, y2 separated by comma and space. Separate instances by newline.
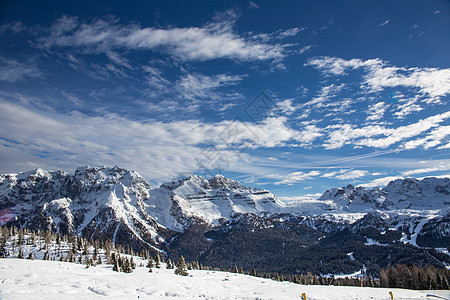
147, 174, 283, 230
2, 259, 447, 300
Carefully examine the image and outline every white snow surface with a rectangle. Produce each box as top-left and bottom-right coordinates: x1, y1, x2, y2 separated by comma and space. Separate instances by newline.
1, 259, 449, 300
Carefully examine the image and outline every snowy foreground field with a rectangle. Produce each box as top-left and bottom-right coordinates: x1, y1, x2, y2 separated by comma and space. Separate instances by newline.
1, 259, 449, 300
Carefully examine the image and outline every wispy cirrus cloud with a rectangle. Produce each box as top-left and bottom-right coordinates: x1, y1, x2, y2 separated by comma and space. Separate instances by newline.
176, 73, 245, 102
0, 21, 26, 34
39, 13, 296, 63
360, 176, 402, 187
273, 170, 321, 185
0, 56, 41, 82
322, 169, 369, 180
402, 163, 450, 176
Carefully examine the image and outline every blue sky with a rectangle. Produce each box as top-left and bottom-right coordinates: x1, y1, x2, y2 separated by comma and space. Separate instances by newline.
0, 0, 449, 199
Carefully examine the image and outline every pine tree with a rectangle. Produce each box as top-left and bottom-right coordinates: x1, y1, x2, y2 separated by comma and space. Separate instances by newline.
233, 265, 238, 273
0, 237, 7, 258
430, 277, 438, 290
154, 253, 161, 269
113, 257, 119, 272
239, 267, 244, 274
250, 266, 257, 277
436, 274, 442, 289
274, 273, 280, 281
166, 258, 174, 269
17, 249, 24, 259
121, 257, 133, 273
43, 251, 49, 260
442, 276, 449, 290
388, 265, 396, 288
27, 253, 34, 260
175, 256, 188, 276
147, 257, 154, 272
130, 257, 136, 269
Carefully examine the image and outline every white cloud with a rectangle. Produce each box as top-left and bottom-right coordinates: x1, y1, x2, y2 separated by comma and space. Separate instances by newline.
306, 56, 450, 101
305, 56, 382, 76
321, 111, 450, 149
402, 125, 450, 150
0, 57, 41, 82
39, 14, 292, 63
358, 111, 450, 148
0, 21, 26, 34
248, 1, 261, 9
276, 99, 297, 115
323, 123, 388, 149
379, 20, 390, 26
365, 66, 450, 100
176, 73, 244, 101
360, 176, 403, 187
0, 100, 300, 180
394, 96, 423, 119
295, 125, 323, 146
302, 84, 344, 108
322, 169, 369, 180
402, 163, 450, 176
366, 102, 388, 121
273, 170, 321, 185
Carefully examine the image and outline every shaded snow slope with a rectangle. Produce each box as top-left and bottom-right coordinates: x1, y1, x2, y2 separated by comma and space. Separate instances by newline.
1, 259, 448, 300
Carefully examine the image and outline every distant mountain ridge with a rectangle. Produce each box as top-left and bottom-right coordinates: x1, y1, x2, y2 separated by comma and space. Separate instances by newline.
1, 166, 449, 275
318, 177, 450, 211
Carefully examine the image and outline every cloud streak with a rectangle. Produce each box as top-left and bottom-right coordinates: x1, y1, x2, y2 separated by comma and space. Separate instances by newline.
0, 57, 41, 82
39, 14, 295, 63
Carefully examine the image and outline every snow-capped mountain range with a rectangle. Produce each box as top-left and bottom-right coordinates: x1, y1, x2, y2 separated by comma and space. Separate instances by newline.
0, 166, 286, 248
1, 166, 449, 239
1, 166, 449, 273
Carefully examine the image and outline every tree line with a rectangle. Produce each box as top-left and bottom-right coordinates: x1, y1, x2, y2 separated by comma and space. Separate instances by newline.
1, 225, 448, 290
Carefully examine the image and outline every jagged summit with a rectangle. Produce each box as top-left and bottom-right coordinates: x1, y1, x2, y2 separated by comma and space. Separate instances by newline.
147, 173, 283, 231
318, 176, 450, 211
